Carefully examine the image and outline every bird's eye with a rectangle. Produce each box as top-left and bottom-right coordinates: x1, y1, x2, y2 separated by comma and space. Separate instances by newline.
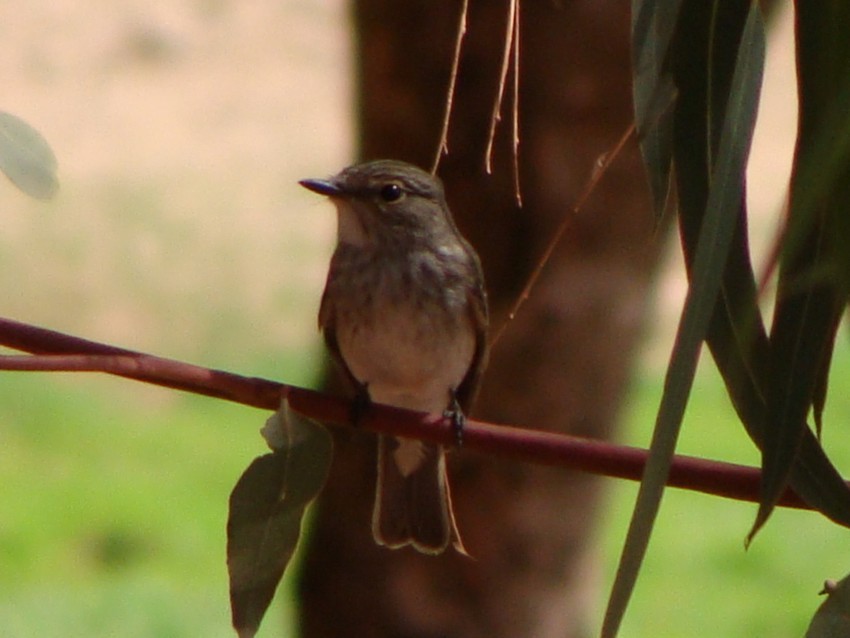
379, 183, 404, 202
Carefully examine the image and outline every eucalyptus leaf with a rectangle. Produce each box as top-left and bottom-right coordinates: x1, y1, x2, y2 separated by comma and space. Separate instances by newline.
0, 111, 58, 200
603, 3, 765, 637
749, 0, 850, 542
631, 0, 682, 221
227, 400, 333, 638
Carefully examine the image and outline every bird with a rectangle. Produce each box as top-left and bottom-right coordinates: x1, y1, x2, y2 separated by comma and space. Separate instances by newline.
300, 159, 489, 554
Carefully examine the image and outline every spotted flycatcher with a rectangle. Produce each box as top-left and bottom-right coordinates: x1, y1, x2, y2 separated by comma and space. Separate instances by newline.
300, 159, 489, 554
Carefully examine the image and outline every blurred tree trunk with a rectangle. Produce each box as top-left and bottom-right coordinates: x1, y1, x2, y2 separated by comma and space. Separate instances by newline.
297, 1, 662, 637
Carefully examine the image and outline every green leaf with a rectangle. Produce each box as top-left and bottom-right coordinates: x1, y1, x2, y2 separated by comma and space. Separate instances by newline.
806, 576, 850, 638
749, 0, 850, 543
671, 8, 850, 534
227, 402, 333, 638
782, 0, 850, 273
631, 0, 682, 220
812, 325, 839, 436
603, 3, 765, 637
0, 111, 59, 200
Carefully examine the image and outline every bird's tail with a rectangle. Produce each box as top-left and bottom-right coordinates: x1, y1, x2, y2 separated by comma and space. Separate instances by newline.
372, 435, 467, 555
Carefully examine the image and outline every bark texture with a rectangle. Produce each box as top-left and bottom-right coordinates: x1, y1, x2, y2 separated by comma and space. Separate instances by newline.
298, 1, 664, 636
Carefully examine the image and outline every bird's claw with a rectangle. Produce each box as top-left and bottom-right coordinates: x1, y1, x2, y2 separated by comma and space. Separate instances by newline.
444, 391, 465, 448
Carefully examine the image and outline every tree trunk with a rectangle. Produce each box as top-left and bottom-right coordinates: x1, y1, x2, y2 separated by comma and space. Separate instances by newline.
297, 1, 663, 637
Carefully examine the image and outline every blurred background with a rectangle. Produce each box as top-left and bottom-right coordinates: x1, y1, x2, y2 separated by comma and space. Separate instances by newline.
2, 1, 850, 637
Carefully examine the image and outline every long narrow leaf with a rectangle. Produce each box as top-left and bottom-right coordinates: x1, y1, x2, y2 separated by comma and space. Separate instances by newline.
673, 10, 850, 531
749, 0, 850, 542
602, 4, 765, 636
631, 0, 682, 220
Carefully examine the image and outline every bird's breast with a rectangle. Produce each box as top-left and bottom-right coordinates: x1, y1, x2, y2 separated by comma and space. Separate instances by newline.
330, 259, 476, 414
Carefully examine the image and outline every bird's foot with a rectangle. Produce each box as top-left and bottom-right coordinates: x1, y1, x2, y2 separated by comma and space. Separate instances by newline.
443, 390, 465, 448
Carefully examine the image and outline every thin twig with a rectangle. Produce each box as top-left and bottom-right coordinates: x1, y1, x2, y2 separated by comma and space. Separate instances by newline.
484, 0, 518, 174
490, 123, 637, 347
510, 1, 522, 206
431, 0, 469, 174
0, 317, 841, 517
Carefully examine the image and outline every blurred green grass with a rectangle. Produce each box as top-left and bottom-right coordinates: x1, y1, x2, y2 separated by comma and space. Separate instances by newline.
605, 349, 850, 638
0, 357, 321, 638
2, 340, 850, 637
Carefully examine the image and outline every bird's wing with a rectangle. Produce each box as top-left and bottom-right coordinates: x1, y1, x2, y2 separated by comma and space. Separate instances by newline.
319, 262, 361, 391
455, 262, 489, 414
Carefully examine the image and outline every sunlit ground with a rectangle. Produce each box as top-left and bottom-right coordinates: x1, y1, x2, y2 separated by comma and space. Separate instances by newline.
3, 3, 848, 637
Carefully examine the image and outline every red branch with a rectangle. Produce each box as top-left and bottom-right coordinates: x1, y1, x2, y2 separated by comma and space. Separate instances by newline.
0, 316, 825, 512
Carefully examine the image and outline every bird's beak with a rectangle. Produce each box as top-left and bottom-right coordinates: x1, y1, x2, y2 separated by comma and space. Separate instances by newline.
299, 177, 344, 197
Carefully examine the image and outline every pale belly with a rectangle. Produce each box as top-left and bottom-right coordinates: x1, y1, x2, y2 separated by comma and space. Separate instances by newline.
336, 303, 475, 414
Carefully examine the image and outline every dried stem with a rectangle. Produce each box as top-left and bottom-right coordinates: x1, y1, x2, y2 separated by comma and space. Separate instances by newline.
432, 0, 522, 198
0, 316, 837, 517
510, 1, 522, 206
484, 0, 519, 174
431, 0, 469, 174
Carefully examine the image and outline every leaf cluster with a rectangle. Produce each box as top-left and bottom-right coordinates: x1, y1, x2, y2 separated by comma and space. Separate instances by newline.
606, 1, 850, 635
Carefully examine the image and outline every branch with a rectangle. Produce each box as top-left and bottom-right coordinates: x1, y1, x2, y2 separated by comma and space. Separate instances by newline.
0, 318, 282, 409
0, 316, 833, 516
